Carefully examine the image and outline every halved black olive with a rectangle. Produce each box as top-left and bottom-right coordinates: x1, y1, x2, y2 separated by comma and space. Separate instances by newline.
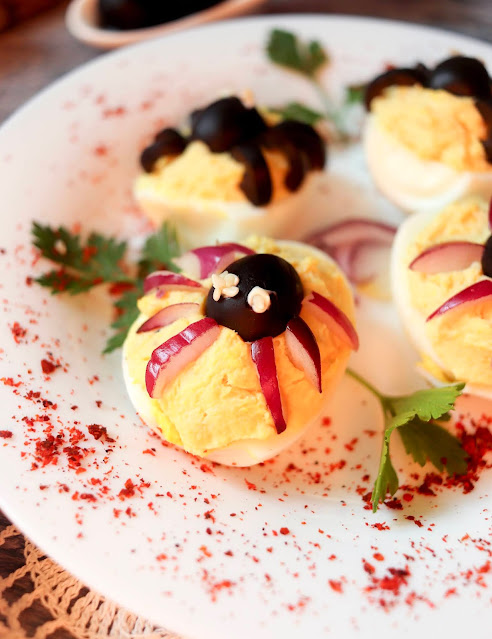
140, 128, 188, 172
482, 236, 492, 278
475, 99, 492, 163
260, 126, 308, 192
429, 56, 491, 100
364, 67, 428, 110
269, 121, 326, 170
191, 97, 266, 153
230, 142, 272, 206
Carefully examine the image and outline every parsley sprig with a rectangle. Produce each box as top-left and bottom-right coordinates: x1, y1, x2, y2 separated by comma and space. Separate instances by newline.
266, 29, 363, 139
347, 369, 468, 512
32, 222, 180, 353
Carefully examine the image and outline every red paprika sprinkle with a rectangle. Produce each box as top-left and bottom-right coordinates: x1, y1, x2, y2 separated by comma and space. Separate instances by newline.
0, 430, 13, 438
41, 359, 57, 375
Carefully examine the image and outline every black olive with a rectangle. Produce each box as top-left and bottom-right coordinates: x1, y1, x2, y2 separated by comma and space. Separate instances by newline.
429, 56, 491, 99
191, 97, 267, 153
98, 0, 155, 30
140, 128, 188, 172
260, 126, 308, 191
475, 99, 492, 163
98, 0, 223, 30
269, 121, 326, 170
364, 67, 428, 110
482, 236, 492, 278
151, 1, 223, 24
230, 143, 272, 206
205, 254, 304, 342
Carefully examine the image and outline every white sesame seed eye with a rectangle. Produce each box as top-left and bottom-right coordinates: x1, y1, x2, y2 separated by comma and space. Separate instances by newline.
211, 271, 240, 301
247, 286, 271, 314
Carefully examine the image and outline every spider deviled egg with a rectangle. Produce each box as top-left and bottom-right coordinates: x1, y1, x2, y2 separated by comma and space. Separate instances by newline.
122, 237, 358, 466
133, 95, 326, 248
391, 196, 492, 399
363, 56, 492, 212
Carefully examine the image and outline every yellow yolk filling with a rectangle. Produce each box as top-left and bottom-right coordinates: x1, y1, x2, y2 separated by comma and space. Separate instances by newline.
406, 197, 492, 386
123, 237, 355, 456
372, 86, 491, 172
134, 140, 292, 205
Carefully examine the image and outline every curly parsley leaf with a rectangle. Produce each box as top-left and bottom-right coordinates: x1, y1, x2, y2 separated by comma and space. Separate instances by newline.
103, 287, 142, 354
266, 29, 328, 77
347, 371, 466, 512
138, 222, 181, 277
32, 221, 181, 353
33, 222, 129, 289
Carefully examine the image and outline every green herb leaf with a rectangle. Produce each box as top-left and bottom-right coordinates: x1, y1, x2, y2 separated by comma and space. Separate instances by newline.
273, 102, 324, 126
36, 269, 101, 295
390, 383, 465, 422
32, 222, 129, 287
345, 84, 365, 105
346, 371, 466, 512
370, 410, 416, 511
32, 221, 182, 353
103, 288, 142, 354
85, 233, 128, 282
138, 223, 181, 277
266, 29, 328, 77
371, 442, 399, 510
371, 383, 465, 511
398, 417, 469, 475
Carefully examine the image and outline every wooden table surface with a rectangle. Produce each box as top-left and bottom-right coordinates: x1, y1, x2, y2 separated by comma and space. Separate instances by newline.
0, 0, 490, 636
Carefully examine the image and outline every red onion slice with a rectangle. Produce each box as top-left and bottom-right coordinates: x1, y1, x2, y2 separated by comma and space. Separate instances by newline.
304, 219, 397, 285
137, 303, 200, 333
145, 317, 220, 398
174, 243, 255, 279
304, 291, 359, 351
427, 279, 492, 321
213, 251, 238, 276
143, 270, 203, 294
306, 218, 397, 251
251, 337, 286, 434
285, 317, 322, 392
409, 241, 484, 274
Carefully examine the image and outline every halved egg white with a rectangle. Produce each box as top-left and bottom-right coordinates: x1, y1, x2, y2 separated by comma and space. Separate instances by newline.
364, 114, 492, 213
122, 240, 354, 467
391, 208, 492, 400
133, 173, 324, 250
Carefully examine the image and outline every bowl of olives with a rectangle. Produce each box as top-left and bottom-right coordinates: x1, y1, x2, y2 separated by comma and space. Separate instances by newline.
66, 0, 265, 49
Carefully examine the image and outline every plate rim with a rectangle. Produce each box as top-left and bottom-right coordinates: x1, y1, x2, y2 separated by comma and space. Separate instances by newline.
1, 13, 492, 639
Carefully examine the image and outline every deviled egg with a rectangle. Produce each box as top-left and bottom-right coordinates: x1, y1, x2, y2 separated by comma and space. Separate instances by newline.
122, 237, 357, 466
363, 56, 492, 212
391, 196, 492, 399
134, 96, 326, 248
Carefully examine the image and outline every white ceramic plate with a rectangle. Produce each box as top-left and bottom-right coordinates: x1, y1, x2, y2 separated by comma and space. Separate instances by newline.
0, 15, 491, 639
66, 0, 266, 49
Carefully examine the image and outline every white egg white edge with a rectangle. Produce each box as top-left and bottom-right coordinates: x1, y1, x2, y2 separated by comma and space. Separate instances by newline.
121, 240, 355, 467
133, 172, 325, 249
391, 207, 492, 401
363, 115, 492, 214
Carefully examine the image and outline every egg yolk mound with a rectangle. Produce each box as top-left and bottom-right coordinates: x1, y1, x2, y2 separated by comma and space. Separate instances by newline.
406, 197, 491, 387
372, 86, 491, 172
123, 237, 355, 457
134, 140, 291, 208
